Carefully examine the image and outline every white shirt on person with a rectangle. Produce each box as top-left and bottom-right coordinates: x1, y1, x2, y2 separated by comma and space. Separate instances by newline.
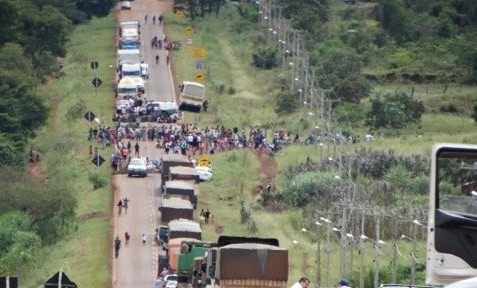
290, 283, 303, 288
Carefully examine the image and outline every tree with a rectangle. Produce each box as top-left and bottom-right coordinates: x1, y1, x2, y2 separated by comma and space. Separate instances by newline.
252, 47, 278, 69
76, 0, 116, 19
366, 91, 425, 129
0, 211, 40, 274
16, 3, 72, 68
277, 0, 329, 35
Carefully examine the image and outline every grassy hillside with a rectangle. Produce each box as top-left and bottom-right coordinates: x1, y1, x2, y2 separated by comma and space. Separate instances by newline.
15, 15, 116, 287
162, 2, 466, 286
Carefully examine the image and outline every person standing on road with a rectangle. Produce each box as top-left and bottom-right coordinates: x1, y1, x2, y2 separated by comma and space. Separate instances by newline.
158, 14, 163, 25
125, 232, 130, 247
117, 199, 123, 216
204, 209, 211, 224
338, 278, 351, 288
142, 233, 147, 246
123, 197, 130, 214
290, 277, 310, 288
144, 14, 148, 24
114, 236, 121, 258
134, 142, 140, 157
152, 15, 156, 24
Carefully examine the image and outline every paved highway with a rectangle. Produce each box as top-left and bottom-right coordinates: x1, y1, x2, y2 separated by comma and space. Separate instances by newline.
113, 0, 174, 287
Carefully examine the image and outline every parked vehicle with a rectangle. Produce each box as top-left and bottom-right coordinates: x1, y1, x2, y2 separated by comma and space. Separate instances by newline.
116, 77, 140, 99
159, 195, 194, 224
178, 81, 206, 112
127, 158, 147, 177
194, 166, 212, 182
120, 1, 131, 10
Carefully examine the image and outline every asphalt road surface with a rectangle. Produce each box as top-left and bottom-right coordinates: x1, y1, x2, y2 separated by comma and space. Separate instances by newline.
113, 1, 174, 287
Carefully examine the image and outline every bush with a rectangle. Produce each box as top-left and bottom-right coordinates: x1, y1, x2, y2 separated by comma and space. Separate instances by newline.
252, 47, 277, 69
275, 92, 298, 114
89, 172, 107, 190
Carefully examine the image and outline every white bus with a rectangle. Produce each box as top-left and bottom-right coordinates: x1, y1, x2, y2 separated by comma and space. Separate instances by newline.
426, 143, 477, 286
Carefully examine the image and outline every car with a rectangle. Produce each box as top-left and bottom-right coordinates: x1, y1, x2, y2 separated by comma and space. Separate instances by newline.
156, 225, 169, 249
195, 165, 212, 181
127, 158, 147, 177
163, 274, 178, 288
165, 280, 177, 288
444, 277, 477, 288
120, 1, 131, 10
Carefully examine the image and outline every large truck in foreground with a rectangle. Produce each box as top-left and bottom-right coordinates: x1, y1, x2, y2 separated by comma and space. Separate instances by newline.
426, 143, 477, 287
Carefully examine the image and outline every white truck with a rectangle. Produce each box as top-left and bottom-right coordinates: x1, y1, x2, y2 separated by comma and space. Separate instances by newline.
116, 77, 140, 99
178, 81, 206, 112
119, 20, 140, 38
117, 49, 143, 67
426, 143, 477, 287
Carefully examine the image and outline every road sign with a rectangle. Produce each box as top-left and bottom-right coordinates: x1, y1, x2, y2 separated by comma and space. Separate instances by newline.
90, 61, 99, 70
185, 26, 194, 35
189, 48, 206, 58
0, 277, 18, 288
92, 155, 105, 167
195, 72, 206, 82
198, 155, 211, 167
91, 77, 103, 88
84, 111, 96, 122
44, 271, 77, 288
175, 11, 185, 18
186, 38, 193, 45
195, 60, 204, 70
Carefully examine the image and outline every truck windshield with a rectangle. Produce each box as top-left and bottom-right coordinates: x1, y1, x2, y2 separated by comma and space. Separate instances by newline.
182, 84, 204, 98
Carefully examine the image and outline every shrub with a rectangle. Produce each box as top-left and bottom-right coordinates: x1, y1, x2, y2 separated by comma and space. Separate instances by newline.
252, 47, 277, 69
275, 92, 298, 114
89, 172, 107, 190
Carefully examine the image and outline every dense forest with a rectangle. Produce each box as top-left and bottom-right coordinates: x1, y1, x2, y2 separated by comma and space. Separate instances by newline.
0, 0, 114, 273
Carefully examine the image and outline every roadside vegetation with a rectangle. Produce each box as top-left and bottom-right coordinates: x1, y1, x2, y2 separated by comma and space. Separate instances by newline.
0, 0, 116, 285
167, 0, 477, 286
1, 0, 477, 287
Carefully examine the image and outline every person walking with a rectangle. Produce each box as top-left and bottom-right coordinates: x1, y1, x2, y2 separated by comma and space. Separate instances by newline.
338, 278, 351, 288
114, 236, 121, 258
152, 15, 156, 24
158, 14, 163, 24
123, 197, 130, 214
155, 55, 160, 65
117, 199, 123, 216
142, 233, 147, 246
125, 232, 130, 247
144, 14, 148, 24
290, 277, 310, 288
134, 142, 140, 157
204, 209, 211, 224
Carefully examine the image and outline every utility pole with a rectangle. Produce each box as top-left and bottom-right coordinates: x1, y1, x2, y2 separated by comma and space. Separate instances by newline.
411, 221, 418, 285
391, 216, 398, 283
374, 213, 381, 288
359, 213, 366, 288
316, 220, 322, 287
340, 206, 347, 277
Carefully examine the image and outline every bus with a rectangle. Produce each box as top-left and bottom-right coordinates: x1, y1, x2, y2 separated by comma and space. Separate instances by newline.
426, 143, 477, 286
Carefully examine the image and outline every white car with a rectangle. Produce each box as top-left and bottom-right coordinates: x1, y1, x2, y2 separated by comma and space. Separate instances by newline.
444, 277, 477, 288
195, 165, 212, 181
163, 274, 178, 288
127, 158, 147, 177
120, 1, 131, 10
165, 280, 177, 288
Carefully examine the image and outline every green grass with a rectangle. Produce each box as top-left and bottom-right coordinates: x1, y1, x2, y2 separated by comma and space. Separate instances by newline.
163, 5, 464, 285
15, 15, 116, 287
16, 3, 477, 287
